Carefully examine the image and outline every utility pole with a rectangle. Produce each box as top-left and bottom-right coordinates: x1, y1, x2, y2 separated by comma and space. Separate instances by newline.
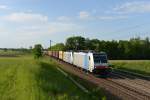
50, 40, 52, 50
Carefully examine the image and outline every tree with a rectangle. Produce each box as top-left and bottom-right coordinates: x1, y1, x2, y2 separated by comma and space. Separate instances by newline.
85, 38, 92, 50
48, 35, 150, 60
118, 40, 126, 59
145, 37, 150, 59
33, 44, 43, 59
65, 36, 85, 50
49, 43, 65, 51
90, 39, 100, 51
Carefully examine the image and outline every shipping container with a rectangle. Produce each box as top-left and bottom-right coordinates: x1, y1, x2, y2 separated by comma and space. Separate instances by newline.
48, 51, 52, 56
73, 52, 89, 70
59, 51, 64, 60
52, 51, 56, 57
52, 51, 59, 58
55, 51, 59, 58
63, 52, 73, 64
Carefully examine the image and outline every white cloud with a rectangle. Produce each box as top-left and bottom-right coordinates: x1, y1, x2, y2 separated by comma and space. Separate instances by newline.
14, 22, 82, 37
79, 11, 90, 19
0, 9, 129, 48
0, 12, 84, 48
98, 15, 128, 20
114, 1, 150, 13
0, 5, 9, 10
0, 12, 83, 37
2, 12, 48, 24
78, 10, 128, 21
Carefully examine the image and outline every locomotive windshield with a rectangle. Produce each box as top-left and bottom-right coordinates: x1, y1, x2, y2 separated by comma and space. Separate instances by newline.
93, 54, 107, 63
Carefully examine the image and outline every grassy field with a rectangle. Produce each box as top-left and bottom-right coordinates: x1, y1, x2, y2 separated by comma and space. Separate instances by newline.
0, 55, 105, 100
109, 60, 150, 76
0, 50, 26, 57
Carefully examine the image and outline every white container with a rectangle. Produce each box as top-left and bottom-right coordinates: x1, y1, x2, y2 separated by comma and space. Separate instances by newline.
73, 52, 89, 70
63, 52, 73, 64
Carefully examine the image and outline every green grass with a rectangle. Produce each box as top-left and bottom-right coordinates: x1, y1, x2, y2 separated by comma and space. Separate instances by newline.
109, 60, 150, 76
0, 55, 104, 100
0, 50, 26, 57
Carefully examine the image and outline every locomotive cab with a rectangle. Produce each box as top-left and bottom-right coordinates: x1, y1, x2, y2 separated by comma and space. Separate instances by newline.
88, 52, 110, 74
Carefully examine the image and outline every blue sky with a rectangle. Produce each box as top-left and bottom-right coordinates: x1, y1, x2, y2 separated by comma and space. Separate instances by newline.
0, 0, 150, 48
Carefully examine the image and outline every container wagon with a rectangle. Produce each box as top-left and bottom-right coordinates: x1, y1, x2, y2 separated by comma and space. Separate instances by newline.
73, 52, 89, 70
51, 51, 55, 57
59, 51, 64, 60
48, 51, 52, 56
63, 51, 73, 64
51, 51, 58, 58
55, 51, 59, 58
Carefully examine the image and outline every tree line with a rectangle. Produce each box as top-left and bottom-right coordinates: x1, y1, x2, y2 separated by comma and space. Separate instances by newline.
49, 36, 150, 60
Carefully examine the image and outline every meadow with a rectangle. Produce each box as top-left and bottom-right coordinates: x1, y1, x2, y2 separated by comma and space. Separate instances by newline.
0, 50, 26, 57
110, 60, 150, 76
0, 52, 105, 100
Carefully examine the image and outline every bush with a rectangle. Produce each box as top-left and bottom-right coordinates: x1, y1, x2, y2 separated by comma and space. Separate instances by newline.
33, 44, 43, 59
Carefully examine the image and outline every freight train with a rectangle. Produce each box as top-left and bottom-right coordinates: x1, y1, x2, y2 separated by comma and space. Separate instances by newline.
47, 51, 111, 75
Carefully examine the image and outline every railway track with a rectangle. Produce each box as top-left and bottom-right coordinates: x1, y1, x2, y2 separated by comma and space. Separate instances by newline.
113, 69, 150, 80
108, 70, 150, 99
111, 71, 150, 89
103, 78, 149, 100
51, 58, 150, 100
106, 77, 150, 100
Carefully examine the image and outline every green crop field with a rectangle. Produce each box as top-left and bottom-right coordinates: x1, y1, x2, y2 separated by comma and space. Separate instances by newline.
0, 55, 105, 100
109, 60, 150, 76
